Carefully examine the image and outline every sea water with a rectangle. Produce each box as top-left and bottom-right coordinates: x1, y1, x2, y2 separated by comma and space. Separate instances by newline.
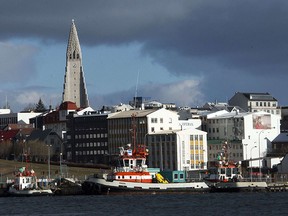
0, 192, 287, 216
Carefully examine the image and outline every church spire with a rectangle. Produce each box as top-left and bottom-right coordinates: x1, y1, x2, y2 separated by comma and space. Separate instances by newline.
62, 20, 89, 108
66, 19, 82, 61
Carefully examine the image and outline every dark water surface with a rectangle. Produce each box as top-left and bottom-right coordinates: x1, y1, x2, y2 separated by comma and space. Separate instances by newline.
0, 192, 287, 216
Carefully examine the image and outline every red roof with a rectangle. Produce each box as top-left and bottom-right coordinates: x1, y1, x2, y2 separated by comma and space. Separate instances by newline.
59, 101, 78, 110
0, 130, 19, 141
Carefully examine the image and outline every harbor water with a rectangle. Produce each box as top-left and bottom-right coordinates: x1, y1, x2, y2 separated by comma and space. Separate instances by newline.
0, 192, 288, 216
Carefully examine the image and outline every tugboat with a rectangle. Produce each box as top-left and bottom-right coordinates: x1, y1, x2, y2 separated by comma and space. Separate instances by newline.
82, 114, 209, 195
8, 167, 53, 196
204, 141, 268, 192
82, 143, 209, 194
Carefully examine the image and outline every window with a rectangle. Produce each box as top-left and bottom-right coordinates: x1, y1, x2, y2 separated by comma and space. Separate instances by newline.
151, 118, 157, 123
160, 118, 163, 123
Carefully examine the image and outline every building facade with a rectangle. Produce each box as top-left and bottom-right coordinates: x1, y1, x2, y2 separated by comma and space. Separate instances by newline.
147, 129, 207, 171
204, 109, 280, 169
0, 111, 42, 130
66, 112, 109, 164
228, 92, 280, 115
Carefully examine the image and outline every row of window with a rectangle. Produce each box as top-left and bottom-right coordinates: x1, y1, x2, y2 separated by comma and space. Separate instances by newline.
151, 127, 172, 132
209, 144, 243, 150
74, 127, 107, 131
252, 109, 280, 115
208, 118, 241, 124
253, 101, 277, 107
75, 150, 108, 155
75, 133, 107, 139
190, 154, 204, 160
75, 142, 108, 148
190, 145, 204, 150
151, 117, 172, 124
0, 117, 17, 124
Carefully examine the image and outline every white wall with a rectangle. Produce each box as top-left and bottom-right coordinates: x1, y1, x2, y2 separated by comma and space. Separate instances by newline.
242, 111, 280, 167
147, 108, 179, 133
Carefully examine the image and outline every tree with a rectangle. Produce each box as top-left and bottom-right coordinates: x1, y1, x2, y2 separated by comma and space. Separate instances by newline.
35, 98, 47, 112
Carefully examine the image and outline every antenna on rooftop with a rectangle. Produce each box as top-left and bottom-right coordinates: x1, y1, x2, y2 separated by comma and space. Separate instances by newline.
134, 69, 140, 109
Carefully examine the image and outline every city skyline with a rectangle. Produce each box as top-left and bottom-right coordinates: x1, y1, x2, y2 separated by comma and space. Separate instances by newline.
1, 1, 288, 112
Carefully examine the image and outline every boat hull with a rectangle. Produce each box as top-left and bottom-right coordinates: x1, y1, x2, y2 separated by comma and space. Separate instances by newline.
8, 187, 53, 196
208, 181, 268, 193
82, 177, 210, 195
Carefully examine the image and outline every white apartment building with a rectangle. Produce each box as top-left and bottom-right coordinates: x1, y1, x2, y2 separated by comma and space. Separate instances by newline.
147, 128, 207, 171
107, 108, 208, 170
205, 109, 280, 169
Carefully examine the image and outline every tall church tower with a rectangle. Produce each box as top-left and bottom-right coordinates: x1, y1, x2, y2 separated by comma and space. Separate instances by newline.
62, 19, 89, 108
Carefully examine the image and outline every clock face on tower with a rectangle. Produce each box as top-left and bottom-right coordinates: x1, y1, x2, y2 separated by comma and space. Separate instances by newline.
73, 64, 76, 68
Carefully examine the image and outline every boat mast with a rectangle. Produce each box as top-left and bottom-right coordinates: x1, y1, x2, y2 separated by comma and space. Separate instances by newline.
131, 113, 137, 151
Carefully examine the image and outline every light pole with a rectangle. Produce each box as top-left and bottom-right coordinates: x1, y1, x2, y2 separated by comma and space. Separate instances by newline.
47, 144, 52, 182
144, 133, 149, 147
258, 130, 265, 181
243, 143, 248, 160
60, 152, 63, 178
250, 146, 257, 182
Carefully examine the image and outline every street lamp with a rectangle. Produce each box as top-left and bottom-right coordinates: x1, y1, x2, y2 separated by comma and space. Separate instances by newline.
60, 152, 63, 178
47, 144, 52, 182
243, 143, 248, 160
258, 130, 266, 181
250, 146, 257, 182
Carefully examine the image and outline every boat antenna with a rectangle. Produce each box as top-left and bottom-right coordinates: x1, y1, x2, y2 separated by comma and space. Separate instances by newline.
131, 113, 137, 151
134, 70, 140, 109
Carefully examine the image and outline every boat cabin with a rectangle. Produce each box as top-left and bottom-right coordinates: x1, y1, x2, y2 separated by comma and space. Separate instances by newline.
206, 165, 242, 182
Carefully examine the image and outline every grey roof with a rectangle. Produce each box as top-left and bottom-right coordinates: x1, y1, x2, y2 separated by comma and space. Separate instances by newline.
107, 109, 156, 119
240, 92, 277, 101
26, 129, 53, 142
272, 133, 288, 143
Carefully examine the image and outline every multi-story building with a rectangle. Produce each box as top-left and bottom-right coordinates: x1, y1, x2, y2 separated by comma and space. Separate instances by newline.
107, 108, 180, 156
0, 110, 42, 130
228, 92, 280, 115
108, 108, 208, 170
43, 101, 78, 138
147, 128, 207, 171
203, 109, 280, 169
66, 111, 109, 164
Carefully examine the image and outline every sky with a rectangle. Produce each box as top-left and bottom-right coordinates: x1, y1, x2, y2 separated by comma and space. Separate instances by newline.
1, 0, 288, 112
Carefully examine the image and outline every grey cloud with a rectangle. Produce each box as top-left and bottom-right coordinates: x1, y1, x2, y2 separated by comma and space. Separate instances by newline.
1, 0, 288, 107
0, 42, 38, 83
2, 0, 287, 76
90, 79, 204, 109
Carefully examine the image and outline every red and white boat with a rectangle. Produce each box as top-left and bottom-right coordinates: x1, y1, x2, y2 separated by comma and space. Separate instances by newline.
82, 143, 209, 195
8, 166, 53, 196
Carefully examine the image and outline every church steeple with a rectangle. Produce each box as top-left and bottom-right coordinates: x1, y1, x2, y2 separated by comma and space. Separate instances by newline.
66, 19, 82, 61
62, 20, 89, 108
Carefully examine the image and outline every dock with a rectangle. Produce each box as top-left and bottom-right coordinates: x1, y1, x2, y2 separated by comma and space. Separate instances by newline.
267, 182, 288, 192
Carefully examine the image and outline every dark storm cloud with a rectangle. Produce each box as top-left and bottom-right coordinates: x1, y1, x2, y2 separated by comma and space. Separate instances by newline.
1, 0, 288, 77
1, 0, 288, 107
